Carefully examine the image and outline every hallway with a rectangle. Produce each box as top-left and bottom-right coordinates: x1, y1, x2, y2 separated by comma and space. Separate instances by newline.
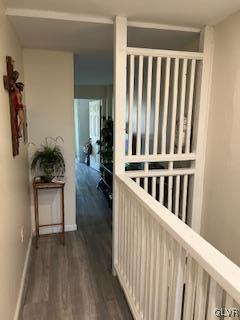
20, 163, 132, 320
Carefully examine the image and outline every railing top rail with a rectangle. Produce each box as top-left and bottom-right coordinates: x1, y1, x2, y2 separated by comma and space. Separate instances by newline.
116, 173, 240, 304
126, 46, 204, 60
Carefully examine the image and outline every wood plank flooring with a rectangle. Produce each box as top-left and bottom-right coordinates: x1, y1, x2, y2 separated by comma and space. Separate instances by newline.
20, 162, 133, 320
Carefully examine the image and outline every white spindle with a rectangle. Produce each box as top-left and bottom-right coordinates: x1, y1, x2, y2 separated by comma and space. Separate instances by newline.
144, 217, 150, 318
181, 174, 188, 222
159, 176, 164, 204
168, 162, 173, 211
140, 213, 147, 315
136, 56, 143, 155
185, 59, 196, 153
121, 190, 125, 277
138, 208, 144, 315
177, 59, 188, 154
159, 230, 168, 319
118, 183, 123, 270
153, 57, 161, 155
144, 177, 148, 192
183, 257, 196, 319
167, 240, 178, 320
129, 195, 134, 293
148, 219, 155, 319
172, 248, 186, 320
206, 279, 221, 320
135, 203, 141, 310
128, 55, 135, 155
132, 204, 137, 303
174, 175, 180, 217
170, 58, 179, 154
125, 193, 129, 283
194, 266, 208, 320
121, 183, 125, 275
167, 243, 185, 320
144, 57, 153, 157
152, 177, 156, 198
225, 294, 235, 309
153, 227, 161, 320
161, 57, 171, 154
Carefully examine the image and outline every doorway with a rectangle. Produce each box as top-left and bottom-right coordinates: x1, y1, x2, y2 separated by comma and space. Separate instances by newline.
89, 100, 101, 171
74, 98, 101, 171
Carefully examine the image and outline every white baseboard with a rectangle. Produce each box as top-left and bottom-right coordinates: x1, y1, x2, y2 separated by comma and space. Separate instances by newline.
39, 224, 77, 235
65, 224, 78, 232
14, 233, 33, 320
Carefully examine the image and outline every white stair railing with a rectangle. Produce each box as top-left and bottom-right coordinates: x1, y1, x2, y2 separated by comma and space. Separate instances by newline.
114, 173, 240, 320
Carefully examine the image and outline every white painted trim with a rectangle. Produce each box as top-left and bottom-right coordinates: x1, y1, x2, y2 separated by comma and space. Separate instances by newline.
190, 26, 214, 233
114, 17, 127, 175
14, 234, 33, 320
116, 174, 240, 304
37, 224, 77, 235
128, 20, 201, 33
113, 16, 127, 275
5, 8, 113, 25
125, 153, 196, 163
126, 168, 195, 178
115, 265, 139, 319
127, 47, 204, 59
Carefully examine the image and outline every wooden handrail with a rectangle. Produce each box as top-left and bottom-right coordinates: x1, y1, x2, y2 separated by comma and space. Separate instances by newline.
115, 173, 240, 304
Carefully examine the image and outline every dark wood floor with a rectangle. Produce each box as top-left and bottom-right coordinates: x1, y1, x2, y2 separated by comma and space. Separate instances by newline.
20, 162, 133, 320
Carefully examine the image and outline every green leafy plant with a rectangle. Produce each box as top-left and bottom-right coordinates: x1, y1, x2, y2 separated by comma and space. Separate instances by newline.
96, 116, 113, 163
31, 137, 65, 182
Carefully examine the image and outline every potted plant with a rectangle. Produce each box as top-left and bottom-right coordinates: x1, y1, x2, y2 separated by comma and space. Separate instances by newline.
31, 137, 65, 182
96, 116, 113, 164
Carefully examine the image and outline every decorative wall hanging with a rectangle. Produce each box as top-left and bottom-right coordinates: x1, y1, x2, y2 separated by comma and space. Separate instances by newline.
3, 56, 27, 156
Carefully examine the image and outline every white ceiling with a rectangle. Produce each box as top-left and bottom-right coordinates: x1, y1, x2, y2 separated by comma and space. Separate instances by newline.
4, 0, 240, 26
8, 16, 199, 85
5, 0, 240, 85
8, 17, 114, 55
7, 16, 200, 54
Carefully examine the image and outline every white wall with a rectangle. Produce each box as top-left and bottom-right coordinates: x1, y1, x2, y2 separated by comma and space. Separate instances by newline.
23, 49, 76, 232
0, 3, 31, 319
202, 11, 240, 266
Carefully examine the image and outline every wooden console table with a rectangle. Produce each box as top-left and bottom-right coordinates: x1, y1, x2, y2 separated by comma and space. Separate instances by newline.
33, 181, 65, 248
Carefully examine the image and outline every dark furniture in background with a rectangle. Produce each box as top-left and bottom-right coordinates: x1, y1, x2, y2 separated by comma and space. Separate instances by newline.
97, 163, 113, 207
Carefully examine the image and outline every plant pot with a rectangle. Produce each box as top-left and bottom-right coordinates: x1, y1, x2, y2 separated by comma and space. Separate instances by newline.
43, 162, 55, 181
41, 175, 54, 183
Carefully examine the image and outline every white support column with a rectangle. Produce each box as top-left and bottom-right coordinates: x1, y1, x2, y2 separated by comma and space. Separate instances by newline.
113, 16, 127, 274
190, 26, 214, 232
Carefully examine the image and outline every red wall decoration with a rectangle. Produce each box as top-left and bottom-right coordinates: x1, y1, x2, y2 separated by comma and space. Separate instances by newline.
3, 56, 27, 156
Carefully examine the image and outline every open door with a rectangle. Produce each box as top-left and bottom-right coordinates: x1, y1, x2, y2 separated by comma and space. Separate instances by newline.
89, 100, 101, 171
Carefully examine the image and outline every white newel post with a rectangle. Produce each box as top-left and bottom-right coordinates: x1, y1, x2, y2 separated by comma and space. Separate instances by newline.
112, 16, 127, 275
190, 26, 214, 232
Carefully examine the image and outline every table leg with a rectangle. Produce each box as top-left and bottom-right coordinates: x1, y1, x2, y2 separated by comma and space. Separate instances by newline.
61, 187, 65, 245
34, 188, 39, 249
